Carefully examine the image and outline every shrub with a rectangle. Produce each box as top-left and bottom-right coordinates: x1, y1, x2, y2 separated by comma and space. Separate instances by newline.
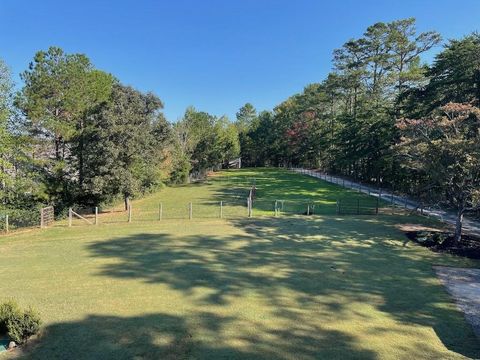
6, 307, 42, 344
0, 299, 21, 334
170, 156, 191, 184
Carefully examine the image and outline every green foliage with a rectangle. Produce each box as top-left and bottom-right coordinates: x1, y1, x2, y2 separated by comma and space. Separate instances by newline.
6, 307, 42, 344
238, 18, 443, 185
80, 84, 169, 205
173, 107, 240, 178
169, 154, 191, 184
13, 48, 172, 209
396, 103, 480, 240
2, 22, 480, 237
0, 299, 21, 334
1, 300, 42, 344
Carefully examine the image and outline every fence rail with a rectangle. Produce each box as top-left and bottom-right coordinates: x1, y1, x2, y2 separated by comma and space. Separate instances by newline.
1, 170, 415, 233
61, 197, 407, 228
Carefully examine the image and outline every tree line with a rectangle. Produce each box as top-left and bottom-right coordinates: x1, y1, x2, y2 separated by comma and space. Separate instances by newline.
0, 47, 240, 219
236, 18, 480, 241
1, 18, 479, 240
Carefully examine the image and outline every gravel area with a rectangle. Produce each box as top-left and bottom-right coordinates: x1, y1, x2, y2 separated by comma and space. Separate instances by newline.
434, 266, 480, 338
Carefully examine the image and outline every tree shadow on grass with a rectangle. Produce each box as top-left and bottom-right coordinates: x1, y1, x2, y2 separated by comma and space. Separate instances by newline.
23, 312, 376, 360
82, 216, 480, 359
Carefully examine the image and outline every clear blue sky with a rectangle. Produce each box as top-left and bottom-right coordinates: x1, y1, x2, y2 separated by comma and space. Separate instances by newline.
1, 0, 479, 121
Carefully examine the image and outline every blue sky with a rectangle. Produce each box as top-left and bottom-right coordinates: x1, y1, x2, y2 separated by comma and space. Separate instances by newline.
1, 0, 479, 121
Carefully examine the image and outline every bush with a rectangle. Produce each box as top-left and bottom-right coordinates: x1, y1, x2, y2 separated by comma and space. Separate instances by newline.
7, 307, 42, 344
0, 299, 21, 334
0, 300, 41, 344
170, 156, 191, 184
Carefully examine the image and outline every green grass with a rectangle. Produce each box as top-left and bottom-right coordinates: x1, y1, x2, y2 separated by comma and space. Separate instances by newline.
90, 168, 386, 223
1, 169, 479, 359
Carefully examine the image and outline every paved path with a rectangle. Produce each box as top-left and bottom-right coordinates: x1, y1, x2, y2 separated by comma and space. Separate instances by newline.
434, 266, 480, 338
291, 168, 480, 235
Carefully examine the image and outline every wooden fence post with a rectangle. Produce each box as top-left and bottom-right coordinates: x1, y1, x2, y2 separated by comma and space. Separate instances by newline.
307, 204, 310, 216
128, 205, 132, 223
95, 207, 98, 225
68, 208, 72, 227
274, 200, 278, 216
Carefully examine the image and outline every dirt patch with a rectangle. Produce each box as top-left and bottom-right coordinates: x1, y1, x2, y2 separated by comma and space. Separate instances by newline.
404, 230, 480, 259
434, 266, 480, 339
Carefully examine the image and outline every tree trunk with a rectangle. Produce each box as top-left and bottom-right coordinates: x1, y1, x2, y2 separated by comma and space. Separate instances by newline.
79, 120, 85, 189
454, 208, 464, 243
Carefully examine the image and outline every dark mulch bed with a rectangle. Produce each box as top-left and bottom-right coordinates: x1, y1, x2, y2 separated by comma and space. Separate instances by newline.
405, 231, 480, 259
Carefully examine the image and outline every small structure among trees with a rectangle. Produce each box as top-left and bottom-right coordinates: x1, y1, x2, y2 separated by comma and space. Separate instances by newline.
228, 158, 241, 169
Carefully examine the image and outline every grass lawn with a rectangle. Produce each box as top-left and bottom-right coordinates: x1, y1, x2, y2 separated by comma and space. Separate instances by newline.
1, 169, 479, 359
93, 168, 386, 223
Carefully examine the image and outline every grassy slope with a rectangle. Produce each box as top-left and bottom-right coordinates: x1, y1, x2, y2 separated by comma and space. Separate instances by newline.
0, 169, 479, 359
117, 168, 386, 220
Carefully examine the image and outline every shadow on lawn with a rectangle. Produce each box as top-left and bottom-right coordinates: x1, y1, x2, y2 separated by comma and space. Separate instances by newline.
55, 216, 479, 358
25, 312, 375, 359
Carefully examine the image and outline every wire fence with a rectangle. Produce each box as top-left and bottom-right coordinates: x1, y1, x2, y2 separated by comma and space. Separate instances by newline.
0, 207, 43, 233
1, 171, 414, 233
63, 197, 407, 228
290, 168, 430, 215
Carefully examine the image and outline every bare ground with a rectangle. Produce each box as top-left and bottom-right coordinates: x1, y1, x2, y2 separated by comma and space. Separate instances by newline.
434, 266, 480, 339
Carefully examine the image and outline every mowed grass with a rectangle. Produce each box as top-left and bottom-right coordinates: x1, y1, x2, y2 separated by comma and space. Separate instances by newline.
1, 169, 479, 359
94, 168, 386, 222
